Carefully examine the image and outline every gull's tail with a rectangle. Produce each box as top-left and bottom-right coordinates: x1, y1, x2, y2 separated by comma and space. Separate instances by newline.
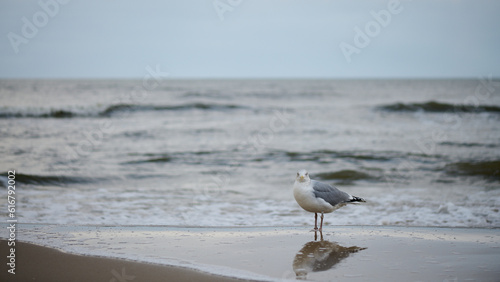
349, 195, 366, 203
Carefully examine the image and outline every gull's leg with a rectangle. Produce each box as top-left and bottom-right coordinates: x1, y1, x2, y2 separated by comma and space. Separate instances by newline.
319, 212, 324, 232
314, 213, 318, 230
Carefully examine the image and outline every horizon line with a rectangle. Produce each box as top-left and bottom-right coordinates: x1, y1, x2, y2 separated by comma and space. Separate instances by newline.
1, 76, 498, 81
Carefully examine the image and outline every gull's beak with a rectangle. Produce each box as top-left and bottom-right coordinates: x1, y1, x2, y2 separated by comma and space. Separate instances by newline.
299, 175, 304, 181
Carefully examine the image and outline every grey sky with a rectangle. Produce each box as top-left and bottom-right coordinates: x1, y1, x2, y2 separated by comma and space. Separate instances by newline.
1, 0, 499, 79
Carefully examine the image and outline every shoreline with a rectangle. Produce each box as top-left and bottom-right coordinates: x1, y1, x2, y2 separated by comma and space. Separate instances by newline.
1, 224, 500, 281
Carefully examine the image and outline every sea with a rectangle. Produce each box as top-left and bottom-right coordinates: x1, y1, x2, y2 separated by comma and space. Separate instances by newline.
1, 79, 499, 227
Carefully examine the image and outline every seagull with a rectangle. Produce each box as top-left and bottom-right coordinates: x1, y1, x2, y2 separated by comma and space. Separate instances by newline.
293, 169, 366, 231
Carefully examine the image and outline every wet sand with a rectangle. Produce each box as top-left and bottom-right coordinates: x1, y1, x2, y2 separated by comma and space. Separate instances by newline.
1, 224, 499, 281
0, 239, 241, 282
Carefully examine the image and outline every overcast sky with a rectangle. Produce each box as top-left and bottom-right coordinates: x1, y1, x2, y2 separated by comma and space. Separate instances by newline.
1, 0, 499, 79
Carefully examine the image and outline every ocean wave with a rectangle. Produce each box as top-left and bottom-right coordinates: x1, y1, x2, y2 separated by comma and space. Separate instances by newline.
315, 169, 379, 184
0, 173, 97, 187
124, 155, 172, 164
378, 101, 500, 113
125, 150, 399, 167
444, 160, 500, 182
284, 150, 399, 162
122, 151, 222, 165
0, 102, 247, 119
0, 109, 77, 118
99, 103, 245, 116
440, 142, 499, 148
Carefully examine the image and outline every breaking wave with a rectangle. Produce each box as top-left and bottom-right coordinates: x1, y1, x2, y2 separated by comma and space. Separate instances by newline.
99, 103, 246, 116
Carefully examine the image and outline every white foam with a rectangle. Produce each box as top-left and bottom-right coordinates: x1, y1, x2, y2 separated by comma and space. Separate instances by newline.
15, 184, 500, 228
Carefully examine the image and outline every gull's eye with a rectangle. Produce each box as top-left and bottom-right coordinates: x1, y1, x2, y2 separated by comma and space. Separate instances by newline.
297, 172, 299, 177
305, 172, 308, 176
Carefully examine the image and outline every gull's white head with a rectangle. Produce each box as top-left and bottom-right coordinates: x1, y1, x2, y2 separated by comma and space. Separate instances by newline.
296, 169, 310, 183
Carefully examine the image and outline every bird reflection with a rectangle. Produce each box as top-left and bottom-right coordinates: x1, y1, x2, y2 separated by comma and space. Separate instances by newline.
293, 231, 366, 280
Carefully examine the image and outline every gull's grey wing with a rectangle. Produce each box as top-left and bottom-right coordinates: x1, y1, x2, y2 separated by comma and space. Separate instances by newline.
311, 180, 351, 206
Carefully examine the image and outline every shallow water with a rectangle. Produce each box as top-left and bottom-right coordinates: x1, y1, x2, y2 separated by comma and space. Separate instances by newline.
1, 79, 499, 226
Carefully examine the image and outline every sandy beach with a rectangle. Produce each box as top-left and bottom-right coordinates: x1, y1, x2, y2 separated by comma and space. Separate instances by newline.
1, 224, 499, 281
